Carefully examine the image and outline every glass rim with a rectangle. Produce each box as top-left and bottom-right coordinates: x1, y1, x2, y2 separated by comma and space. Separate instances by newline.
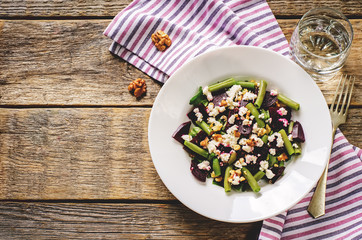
295, 7, 354, 60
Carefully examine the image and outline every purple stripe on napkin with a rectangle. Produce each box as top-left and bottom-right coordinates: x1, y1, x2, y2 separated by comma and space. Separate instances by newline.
104, 0, 288, 83
259, 129, 362, 240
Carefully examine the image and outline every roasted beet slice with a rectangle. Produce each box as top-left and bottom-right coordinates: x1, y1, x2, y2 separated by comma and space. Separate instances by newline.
172, 121, 191, 144
212, 91, 227, 106
190, 160, 208, 182
269, 106, 292, 131
261, 91, 277, 109
292, 121, 305, 142
218, 144, 232, 154
190, 130, 208, 145
270, 166, 285, 183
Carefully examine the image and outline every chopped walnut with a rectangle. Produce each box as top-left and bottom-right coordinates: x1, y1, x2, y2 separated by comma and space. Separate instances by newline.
151, 30, 172, 51
128, 78, 147, 98
278, 153, 288, 161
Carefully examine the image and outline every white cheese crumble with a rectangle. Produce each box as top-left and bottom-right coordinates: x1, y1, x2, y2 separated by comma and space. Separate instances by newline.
242, 118, 252, 126
238, 106, 248, 117
226, 85, 242, 100
231, 175, 241, 185
265, 169, 275, 179
207, 140, 220, 154
181, 135, 192, 141
198, 161, 211, 171
239, 138, 248, 146
234, 158, 247, 168
250, 134, 264, 147
242, 91, 257, 101
242, 145, 254, 153
258, 113, 265, 119
269, 148, 276, 155
288, 134, 293, 141
277, 107, 288, 116
270, 89, 278, 96
228, 114, 236, 124
245, 154, 257, 164
293, 143, 299, 148
268, 132, 284, 148
259, 160, 269, 171
219, 153, 230, 163
193, 108, 203, 122
203, 86, 213, 101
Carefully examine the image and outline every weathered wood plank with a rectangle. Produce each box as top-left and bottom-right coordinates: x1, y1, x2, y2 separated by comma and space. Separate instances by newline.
0, 202, 263, 239
0, 19, 361, 106
0, 108, 360, 200
0, 0, 360, 18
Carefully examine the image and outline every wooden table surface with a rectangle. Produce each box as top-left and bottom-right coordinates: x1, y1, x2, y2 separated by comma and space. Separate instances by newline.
0, 1, 361, 239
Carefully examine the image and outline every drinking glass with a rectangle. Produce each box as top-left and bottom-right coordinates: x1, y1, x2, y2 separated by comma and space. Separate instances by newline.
290, 7, 353, 81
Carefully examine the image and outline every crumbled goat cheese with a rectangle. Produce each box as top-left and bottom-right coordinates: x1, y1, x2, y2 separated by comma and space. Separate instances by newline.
193, 108, 203, 122
208, 106, 226, 117
226, 85, 242, 100
220, 153, 230, 163
242, 145, 254, 153
276, 134, 284, 147
277, 107, 288, 116
238, 106, 248, 117
198, 161, 211, 171
207, 140, 220, 154
250, 134, 264, 147
203, 86, 213, 101
207, 103, 214, 112
181, 135, 192, 141
259, 113, 265, 119
242, 91, 257, 101
265, 169, 275, 179
222, 125, 239, 147
239, 138, 248, 145
293, 143, 299, 148
259, 160, 269, 171
207, 117, 216, 124
243, 118, 252, 126
228, 114, 236, 124
245, 154, 257, 164
234, 158, 247, 168
279, 118, 289, 127
288, 134, 293, 141
270, 89, 278, 96
269, 148, 276, 155
231, 175, 241, 185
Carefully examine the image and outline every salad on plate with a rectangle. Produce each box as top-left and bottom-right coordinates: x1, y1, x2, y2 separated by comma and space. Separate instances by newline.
172, 77, 305, 193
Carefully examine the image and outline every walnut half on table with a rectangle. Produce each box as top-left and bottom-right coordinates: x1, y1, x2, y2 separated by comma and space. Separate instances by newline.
128, 78, 147, 98
151, 30, 172, 51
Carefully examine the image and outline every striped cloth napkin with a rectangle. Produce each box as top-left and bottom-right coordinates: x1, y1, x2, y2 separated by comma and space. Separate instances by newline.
104, 1, 362, 239
103, 0, 289, 83
259, 129, 362, 240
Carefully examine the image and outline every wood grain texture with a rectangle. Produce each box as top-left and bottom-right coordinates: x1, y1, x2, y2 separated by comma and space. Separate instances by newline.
0, 19, 361, 106
0, 107, 361, 200
0, 0, 361, 18
0, 202, 263, 239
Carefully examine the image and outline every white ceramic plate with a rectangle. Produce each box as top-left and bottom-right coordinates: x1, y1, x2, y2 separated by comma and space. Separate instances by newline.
148, 46, 332, 223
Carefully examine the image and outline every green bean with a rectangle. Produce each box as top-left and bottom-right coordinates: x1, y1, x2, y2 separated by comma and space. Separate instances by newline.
189, 87, 208, 106
269, 154, 277, 167
189, 126, 202, 137
212, 158, 221, 177
235, 81, 256, 89
196, 121, 212, 136
294, 143, 302, 155
255, 80, 267, 109
246, 103, 265, 128
261, 134, 268, 144
228, 151, 238, 165
242, 167, 261, 192
277, 93, 300, 111
254, 171, 265, 181
279, 161, 285, 167
183, 140, 209, 159
279, 129, 295, 155
208, 78, 236, 92
288, 121, 294, 134
224, 166, 233, 192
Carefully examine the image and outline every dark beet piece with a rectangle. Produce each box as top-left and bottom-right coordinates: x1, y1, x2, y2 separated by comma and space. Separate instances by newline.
238, 124, 252, 136
190, 160, 208, 182
190, 130, 207, 145
172, 121, 191, 144
218, 144, 232, 154
212, 91, 227, 106
254, 145, 269, 162
269, 106, 292, 131
292, 121, 305, 142
270, 166, 285, 183
261, 91, 277, 109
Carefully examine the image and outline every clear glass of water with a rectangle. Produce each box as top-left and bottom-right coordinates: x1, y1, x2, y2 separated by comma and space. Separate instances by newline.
290, 7, 353, 81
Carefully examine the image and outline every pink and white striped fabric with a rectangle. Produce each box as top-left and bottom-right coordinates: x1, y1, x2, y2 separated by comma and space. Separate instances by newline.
104, 0, 289, 83
259, 129, 362, 240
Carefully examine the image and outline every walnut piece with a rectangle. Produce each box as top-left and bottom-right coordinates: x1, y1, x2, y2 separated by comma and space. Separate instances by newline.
151, 30, 172, 51
128, 78, 147, 98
